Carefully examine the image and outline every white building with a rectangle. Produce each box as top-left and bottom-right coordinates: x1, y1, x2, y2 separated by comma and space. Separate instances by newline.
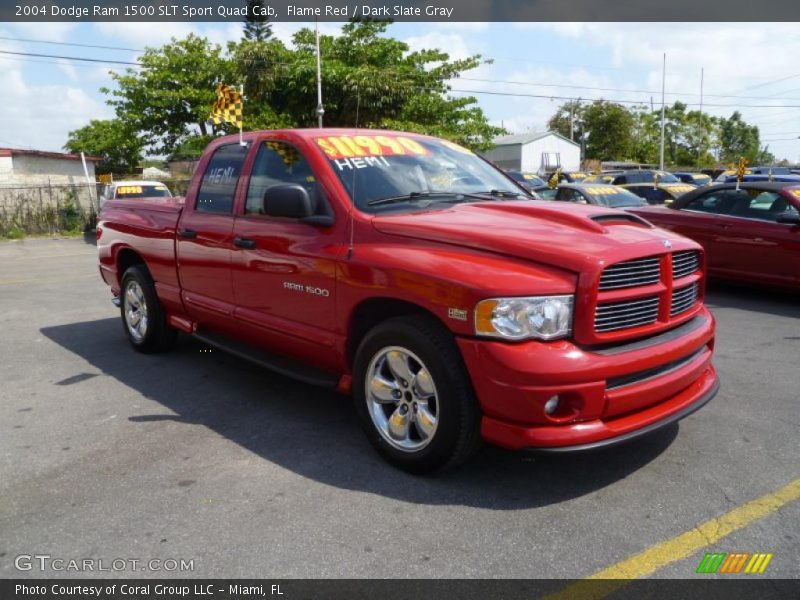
481, 131, 581, 174
0, 148, 98, 187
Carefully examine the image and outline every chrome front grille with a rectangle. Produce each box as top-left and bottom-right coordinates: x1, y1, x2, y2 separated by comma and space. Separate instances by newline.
598, 256, 661, 290
595, 295, 660, 333
671, 282, 699, 317
672, 250, 699, 279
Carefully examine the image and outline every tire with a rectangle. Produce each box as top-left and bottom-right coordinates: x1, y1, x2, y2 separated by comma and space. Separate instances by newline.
352, 315, 482, 474
119, 265, 177, 353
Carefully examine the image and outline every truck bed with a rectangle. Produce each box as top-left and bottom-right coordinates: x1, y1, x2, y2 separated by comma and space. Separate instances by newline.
97, 196, 186, 301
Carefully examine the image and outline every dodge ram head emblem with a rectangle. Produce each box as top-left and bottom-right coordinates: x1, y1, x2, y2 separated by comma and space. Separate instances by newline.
663, 240, 672, 249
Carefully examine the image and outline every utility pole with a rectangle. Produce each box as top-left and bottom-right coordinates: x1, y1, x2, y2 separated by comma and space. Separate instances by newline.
699, 67, 705, 161
315, 18, 324, 128
569, 102, 574, 141
659, 53, 666, 171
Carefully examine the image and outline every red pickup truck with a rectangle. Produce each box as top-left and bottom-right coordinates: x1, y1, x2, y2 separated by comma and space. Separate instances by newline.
97, 129, 719, 473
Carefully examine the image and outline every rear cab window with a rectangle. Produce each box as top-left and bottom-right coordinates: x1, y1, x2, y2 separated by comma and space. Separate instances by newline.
196, 143, 249, 214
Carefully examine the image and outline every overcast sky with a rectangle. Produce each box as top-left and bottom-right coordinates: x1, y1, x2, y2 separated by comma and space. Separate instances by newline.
2, 21, 800, 162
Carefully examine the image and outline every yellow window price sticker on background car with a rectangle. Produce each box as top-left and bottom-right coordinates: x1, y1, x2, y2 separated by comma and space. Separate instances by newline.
665, 185, 696, 194
586, 187, 616, 195
316, 135, 430, 161
116, 186, 143, 195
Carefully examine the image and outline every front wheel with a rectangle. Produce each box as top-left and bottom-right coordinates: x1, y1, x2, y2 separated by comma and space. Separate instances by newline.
120, 265, 177, 353
352, 316, 481, 474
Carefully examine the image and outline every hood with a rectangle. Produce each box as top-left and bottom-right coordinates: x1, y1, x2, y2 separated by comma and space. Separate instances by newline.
371, 200, 694, 275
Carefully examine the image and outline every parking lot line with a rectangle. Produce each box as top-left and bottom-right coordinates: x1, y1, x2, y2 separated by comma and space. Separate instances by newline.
543, 477, 800, 600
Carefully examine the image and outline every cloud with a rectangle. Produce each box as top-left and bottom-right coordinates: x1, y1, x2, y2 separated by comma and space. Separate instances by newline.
0, 67, 111, 151
9, 22, 77, 41
93, 22, 194, 48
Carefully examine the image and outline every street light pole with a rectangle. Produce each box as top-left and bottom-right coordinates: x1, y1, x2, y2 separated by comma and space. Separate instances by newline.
315, 18, 324, 128
659, 52, 666, 171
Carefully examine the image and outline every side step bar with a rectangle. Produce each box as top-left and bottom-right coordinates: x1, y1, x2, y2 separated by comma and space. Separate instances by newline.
192, 330, 340, 389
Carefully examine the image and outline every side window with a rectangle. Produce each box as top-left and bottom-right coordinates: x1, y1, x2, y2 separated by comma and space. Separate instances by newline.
554, 187, 574, 201
613, 175, 627, 185
245, 140, 320, 216
650, 189, 671, 204
685, 192, 727, 213
627, 187, 647, 199
729, 191, 788, 222
196, 144, 249, 214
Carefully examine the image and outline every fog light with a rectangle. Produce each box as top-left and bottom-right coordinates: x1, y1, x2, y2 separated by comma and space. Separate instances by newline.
544, 395, 560, 415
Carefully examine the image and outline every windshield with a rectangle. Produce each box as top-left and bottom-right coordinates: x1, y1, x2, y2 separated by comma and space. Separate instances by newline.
115, 184, 172, 199
583, 186, 646, 207
315, 134, 523, 212
644, 171, 679, 183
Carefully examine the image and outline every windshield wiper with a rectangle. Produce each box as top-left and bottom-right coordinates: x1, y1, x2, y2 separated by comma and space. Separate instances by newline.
367, 191, 495, 207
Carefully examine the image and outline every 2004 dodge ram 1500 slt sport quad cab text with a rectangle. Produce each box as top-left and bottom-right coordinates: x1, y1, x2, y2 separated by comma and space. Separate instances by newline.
97, 129, 719, 473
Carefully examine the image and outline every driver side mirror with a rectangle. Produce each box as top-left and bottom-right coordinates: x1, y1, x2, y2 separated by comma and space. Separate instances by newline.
262, 184, 314, 219
777, 211, 800, 225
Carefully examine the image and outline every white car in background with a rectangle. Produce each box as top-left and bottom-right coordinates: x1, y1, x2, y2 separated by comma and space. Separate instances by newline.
100, 180, 172, 206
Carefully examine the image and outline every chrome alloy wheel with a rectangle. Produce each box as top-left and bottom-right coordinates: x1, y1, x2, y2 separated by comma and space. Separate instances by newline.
365, 346, 439, 452
123, 280, 149, 342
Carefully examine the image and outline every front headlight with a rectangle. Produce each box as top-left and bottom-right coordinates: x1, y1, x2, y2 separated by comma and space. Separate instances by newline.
475, 295, 574, 341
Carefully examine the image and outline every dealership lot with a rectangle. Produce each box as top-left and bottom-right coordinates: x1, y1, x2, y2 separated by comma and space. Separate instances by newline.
0, 237, 797, 579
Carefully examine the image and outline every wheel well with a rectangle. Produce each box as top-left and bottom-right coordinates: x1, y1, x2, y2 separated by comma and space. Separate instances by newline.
116, 248, 148, 283
347, 298, 448, 366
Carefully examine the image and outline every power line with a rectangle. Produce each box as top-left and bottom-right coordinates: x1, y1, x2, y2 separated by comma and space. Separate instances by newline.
458, 76, 800, 102
4, 46, 800, 111
0, 49, 139, 66
0, 35, 142, 53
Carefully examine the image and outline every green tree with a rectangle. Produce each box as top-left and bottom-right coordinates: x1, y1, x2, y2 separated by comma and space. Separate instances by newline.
581, 100, 635, 161
719, 111, 760, 164
547, 100, 586, 143
243, 0, 272, 41
230, 20, 504, 150
103, 34, 234, 154
64, 119, 143, 174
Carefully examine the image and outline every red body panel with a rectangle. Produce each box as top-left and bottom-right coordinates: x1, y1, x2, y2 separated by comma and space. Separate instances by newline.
630, 189, 800, 290
97, 128, 719, 451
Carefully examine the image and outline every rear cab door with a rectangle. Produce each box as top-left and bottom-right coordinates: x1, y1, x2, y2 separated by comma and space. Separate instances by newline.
176, 140, 252, 334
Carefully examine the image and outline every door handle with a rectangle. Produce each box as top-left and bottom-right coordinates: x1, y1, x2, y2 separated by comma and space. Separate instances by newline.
178, 228, 198, 239
234, 237, 257, 249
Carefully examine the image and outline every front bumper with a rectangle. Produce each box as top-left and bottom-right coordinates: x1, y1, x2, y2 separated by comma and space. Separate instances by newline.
457, 307, 718, 451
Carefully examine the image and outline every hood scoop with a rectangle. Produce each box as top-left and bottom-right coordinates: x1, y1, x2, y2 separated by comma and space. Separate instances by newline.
591, 213, 652, 228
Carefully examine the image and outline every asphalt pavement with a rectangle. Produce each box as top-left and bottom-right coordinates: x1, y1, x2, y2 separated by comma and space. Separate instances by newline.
0, 237, 797, 579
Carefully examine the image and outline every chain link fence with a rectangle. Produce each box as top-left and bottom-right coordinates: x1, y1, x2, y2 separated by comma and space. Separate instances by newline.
0, 178, 192, 237
0, 182, 100, 237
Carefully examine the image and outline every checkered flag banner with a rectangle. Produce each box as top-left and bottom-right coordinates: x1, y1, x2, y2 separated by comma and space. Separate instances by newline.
736, 157, 748, 181
209, 83, 243, 128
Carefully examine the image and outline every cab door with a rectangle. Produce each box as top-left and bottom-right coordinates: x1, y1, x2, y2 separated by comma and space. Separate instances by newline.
230, 139, 342, 371
176, 142, 251, 334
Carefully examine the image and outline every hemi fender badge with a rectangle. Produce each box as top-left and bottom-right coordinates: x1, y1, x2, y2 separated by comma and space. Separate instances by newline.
448, 308, 468, 321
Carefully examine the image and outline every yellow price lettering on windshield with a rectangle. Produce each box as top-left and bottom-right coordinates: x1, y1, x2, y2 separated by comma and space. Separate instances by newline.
315, 135, 430, 160
666, 185, 695, 194
586, 186, 615, 195
116, 186, 142, 195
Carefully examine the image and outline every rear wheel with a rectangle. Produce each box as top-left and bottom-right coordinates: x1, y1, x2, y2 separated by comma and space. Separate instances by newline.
120, 265, 177, 353
353, 315, 481, 474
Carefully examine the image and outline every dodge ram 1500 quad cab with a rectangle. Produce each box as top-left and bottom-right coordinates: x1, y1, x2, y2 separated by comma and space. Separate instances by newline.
97, 129, 719, 473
